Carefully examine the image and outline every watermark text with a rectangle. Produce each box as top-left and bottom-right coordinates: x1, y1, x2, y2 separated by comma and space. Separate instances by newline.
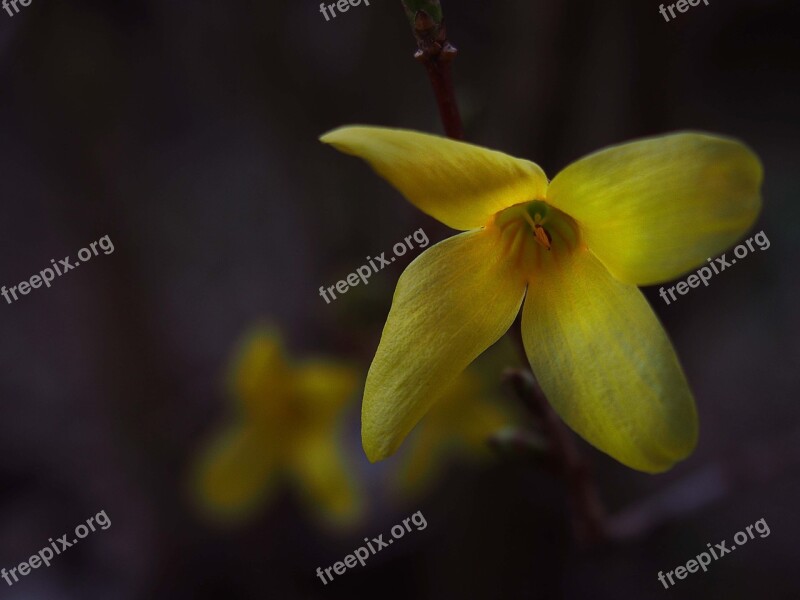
2, 510, 111, 587
657, 517, 770, 589
316, 510, 427, 585
659, 230, 769, 305
319, 228, 429, 304
2, 234, 115, 306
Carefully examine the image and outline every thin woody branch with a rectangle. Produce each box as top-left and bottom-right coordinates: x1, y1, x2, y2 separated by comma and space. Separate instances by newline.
400, 0, 464, 139
503, 368, 609, 547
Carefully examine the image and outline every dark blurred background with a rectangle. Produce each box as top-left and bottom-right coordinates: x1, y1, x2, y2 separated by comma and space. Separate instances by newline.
0, 0, 798, 598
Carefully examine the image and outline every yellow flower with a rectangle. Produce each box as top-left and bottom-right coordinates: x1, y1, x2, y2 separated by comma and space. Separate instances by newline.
320, 126, 763, 473
193, 326, 363, 527
395, 368, 512, 496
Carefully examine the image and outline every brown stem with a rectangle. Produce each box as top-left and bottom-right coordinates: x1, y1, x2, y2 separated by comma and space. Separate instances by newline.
401, 2, 464, 139
504, 367, 609, 547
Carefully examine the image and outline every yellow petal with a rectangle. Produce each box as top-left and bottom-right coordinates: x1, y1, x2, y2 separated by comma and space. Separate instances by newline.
521, 248, 698, 473
290, 430, 362, 528
547, 132, 763, 285
193, 425, 276, 520
295, 361, 359, 421
363, 227, 527, 462
320, 126, 548, 230
227, 326, 294, 422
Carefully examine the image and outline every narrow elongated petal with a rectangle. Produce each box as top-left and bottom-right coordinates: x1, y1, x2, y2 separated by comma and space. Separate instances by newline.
290, 431, 362, 527
193, 426, 276, 519
321, 126, 548, 230
521, 248, 698, 473
363, 228, 527, 462
295, 361, 359, 421
547, 133, 763, 285
228, 327, 294, 422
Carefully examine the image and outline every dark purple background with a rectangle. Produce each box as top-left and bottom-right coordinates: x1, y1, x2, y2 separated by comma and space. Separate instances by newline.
0, 0, 798, 598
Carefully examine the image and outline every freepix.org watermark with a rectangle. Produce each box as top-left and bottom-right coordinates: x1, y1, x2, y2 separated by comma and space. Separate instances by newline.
659, 230, 769, 306
319, 0, 370, 22
319, 228, 429, 304
657, 517, 770, 589
2, 510, 111, 588
2, 0, 34, 18
658, 0, 710, 23
316, 510, 428, 585
1, 234, 115, 306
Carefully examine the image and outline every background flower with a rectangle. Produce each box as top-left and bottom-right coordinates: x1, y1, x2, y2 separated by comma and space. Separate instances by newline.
193, 326, 364, 529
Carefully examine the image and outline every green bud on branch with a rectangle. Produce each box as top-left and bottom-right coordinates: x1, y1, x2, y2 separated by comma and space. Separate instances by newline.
401, 0, 443, 27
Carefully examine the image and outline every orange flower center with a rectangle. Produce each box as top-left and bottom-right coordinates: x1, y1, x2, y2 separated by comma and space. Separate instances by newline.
492, 200, 581, 273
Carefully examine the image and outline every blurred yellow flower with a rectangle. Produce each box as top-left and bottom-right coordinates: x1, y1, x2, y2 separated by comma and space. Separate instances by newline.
321, 126, 763, 473
192, 326, 363, 527
395, 369, 511, 496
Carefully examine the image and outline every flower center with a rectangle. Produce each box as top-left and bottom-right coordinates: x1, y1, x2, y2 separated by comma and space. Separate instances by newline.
492, 200, 580, 273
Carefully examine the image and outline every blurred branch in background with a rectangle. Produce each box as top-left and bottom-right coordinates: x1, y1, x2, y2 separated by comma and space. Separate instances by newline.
608, 428, 800, 543
497, 368, 800, 546
400, 0, 463, 139
501, 368, 609, 547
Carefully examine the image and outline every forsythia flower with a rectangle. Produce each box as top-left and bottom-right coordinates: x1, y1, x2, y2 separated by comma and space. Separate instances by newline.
193, 326, 363, 526
320, 126, 763, 473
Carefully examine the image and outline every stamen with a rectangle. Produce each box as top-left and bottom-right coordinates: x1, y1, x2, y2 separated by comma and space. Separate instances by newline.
520, 210, 551, 251
534, 224, 552, 251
